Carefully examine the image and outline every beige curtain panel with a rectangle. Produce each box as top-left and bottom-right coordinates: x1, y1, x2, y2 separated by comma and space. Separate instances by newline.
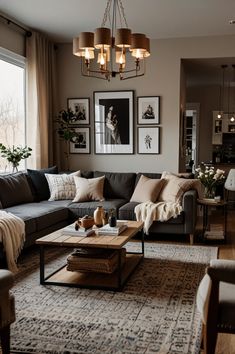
26, 31, 57, 169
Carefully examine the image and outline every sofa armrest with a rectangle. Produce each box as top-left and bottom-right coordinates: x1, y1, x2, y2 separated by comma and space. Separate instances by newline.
182, 190, 197, 234
207, 259, 235, 285
0, 270, 14, 294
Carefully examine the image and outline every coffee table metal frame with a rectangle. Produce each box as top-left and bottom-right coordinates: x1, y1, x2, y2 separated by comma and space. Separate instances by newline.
36, 221, 144, 291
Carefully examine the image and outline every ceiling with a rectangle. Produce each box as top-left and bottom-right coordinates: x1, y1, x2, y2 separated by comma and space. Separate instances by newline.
0, 0, 235, 43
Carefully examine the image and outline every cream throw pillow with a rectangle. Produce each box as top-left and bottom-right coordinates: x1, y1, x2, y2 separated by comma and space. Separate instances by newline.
130, 175, 165, 203
73, 175, 105, 202
159, 171, 202, 203
45, 170, 81, 201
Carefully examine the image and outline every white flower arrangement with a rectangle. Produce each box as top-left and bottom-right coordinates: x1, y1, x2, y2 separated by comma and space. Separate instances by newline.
195, 164, 225, 198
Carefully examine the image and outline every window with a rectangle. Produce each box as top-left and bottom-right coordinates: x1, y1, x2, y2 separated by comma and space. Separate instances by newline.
0, 47, 26, 172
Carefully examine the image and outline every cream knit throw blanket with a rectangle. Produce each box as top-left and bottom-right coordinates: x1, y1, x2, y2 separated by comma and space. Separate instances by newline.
0, 210, 25, 272
135, 201, 183, 234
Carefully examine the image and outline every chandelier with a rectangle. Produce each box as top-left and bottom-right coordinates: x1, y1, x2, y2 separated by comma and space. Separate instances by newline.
217, 64, 235, 122
72, 0, 150, 81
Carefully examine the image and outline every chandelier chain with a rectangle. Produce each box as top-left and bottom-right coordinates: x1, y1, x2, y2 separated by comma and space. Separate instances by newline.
101, 0, 112, 27
119, 0, 128, 28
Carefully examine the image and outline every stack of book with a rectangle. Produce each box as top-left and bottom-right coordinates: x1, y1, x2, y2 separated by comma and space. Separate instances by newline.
61, 223, 95, 237
97, 222, 128, 236
205, 223, 224, 240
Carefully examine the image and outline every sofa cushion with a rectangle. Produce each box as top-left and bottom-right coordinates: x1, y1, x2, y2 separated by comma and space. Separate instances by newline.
68, 199, 126, 218
118, 202, 139, 220
73, 175, 105, 202
94, 171, 136, 200
0, 173, 34, 208
159, 171, 200, 203
130, 175, 165, 202
5, 200, 70, 233
80, 170, 94, 179
27, 166, 58, 201
135, 172, 162, 186
45, 171, 81, 201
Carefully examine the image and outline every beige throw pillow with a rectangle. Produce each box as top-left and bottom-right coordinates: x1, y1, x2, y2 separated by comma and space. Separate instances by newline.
159, 171, 202, 203
45, 170, 81, 201
130, 175, 165, 203
73, 175, 105, 202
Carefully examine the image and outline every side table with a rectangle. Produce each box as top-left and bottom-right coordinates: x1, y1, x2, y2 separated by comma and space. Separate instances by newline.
197, 199, 227, 243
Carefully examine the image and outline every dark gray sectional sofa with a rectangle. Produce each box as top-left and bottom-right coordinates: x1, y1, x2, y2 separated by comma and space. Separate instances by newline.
0, 168, 197, 265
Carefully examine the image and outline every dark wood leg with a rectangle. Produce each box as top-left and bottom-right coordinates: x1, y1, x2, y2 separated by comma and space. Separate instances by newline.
0, 325, 10, 354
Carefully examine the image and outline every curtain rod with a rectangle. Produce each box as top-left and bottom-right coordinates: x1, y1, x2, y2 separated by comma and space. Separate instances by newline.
0, 14, 32, 37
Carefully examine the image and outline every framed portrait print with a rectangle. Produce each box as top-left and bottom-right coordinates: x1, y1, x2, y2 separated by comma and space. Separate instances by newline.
70, 127, 90, 154
67, 98, 90, 124
94, 91, 134, 154
137, 96, 160, 124
137, 127, 160, 154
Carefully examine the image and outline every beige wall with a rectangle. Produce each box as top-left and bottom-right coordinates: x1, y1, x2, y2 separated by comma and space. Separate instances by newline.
57, 35, 235, 173
0, 21, 25, 56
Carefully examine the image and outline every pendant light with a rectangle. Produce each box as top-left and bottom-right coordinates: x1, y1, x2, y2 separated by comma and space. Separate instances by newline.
217, 64, 227, 119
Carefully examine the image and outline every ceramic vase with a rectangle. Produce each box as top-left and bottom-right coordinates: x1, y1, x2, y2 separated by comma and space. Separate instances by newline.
93, 206, 104, 227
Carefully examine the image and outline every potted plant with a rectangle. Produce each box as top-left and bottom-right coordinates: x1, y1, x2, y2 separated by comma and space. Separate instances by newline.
0, 144, 32, 172
55, 108, 78, 170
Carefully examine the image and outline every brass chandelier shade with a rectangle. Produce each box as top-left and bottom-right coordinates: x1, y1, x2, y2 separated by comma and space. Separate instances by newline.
72, 0, 150, 80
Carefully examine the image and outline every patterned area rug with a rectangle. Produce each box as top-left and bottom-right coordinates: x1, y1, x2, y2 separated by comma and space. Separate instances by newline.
11, 243, 217, 354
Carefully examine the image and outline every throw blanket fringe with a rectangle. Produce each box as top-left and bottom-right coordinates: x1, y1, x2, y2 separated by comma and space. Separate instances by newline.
0, 211, 25, 272
135, 201, 183, 234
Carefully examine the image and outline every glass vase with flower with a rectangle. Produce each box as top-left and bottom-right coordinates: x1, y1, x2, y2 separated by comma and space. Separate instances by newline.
195, 163, 225, 199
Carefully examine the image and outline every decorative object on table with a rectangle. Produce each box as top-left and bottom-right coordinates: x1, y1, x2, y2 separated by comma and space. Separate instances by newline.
72, 0, 150, 81
93, 206, 104, 227
0, 143, 32, 172
195, 163, 225, 199
55, 108, 79, 170
137, 96, 160, 124
75, 215, 95, 230
97, 221, 128, 236
69, 127, 90, 154
67, 98, 90, 124
108, 208, 117, 227
137, 126, 160, 154
94, 91, 134, 154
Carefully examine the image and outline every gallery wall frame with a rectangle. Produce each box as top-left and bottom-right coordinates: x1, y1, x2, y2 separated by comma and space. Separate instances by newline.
70, 127, 90, 154
67, 97, 90, 125
137, 96, 160, 124
137, 126, 160, 154
94, 90, 134, 154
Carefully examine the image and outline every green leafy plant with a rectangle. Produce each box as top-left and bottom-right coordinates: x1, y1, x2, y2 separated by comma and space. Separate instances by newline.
0, 144, 32, 172
56, 108, 79, 170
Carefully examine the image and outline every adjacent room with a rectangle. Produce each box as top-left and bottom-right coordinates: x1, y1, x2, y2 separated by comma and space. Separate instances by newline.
0, 1, 235, 353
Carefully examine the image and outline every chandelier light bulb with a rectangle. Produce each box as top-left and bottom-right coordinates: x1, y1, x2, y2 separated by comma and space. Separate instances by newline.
230, 116, 235, 122
217, 113, 222, 119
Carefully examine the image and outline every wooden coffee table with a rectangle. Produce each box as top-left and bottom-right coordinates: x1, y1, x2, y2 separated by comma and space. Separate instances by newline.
36, 220, 144, 291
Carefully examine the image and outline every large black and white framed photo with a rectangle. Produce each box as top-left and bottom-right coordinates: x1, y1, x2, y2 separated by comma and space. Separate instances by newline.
137, 96, 160, 124
137, 127, 160, 154
94, 91, 134, 154
67, 98, 90, 124
70, 127, 90, 154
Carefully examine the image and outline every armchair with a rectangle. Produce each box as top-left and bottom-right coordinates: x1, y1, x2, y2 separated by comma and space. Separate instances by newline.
0, 270, 15, 354
196, 259, 235, 354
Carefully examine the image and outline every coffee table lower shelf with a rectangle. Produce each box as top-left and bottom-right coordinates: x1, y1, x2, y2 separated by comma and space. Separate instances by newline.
41, 253, 143, 291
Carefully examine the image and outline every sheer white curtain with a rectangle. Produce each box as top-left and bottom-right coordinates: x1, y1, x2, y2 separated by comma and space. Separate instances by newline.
26, 31, 57, 169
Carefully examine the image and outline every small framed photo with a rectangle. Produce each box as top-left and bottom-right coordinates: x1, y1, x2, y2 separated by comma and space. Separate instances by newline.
137, 96, 160, 124
94, 90, 134, 154
70, 127, 90, 154
137, 127, 160, 154
67, 98, 90, 124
